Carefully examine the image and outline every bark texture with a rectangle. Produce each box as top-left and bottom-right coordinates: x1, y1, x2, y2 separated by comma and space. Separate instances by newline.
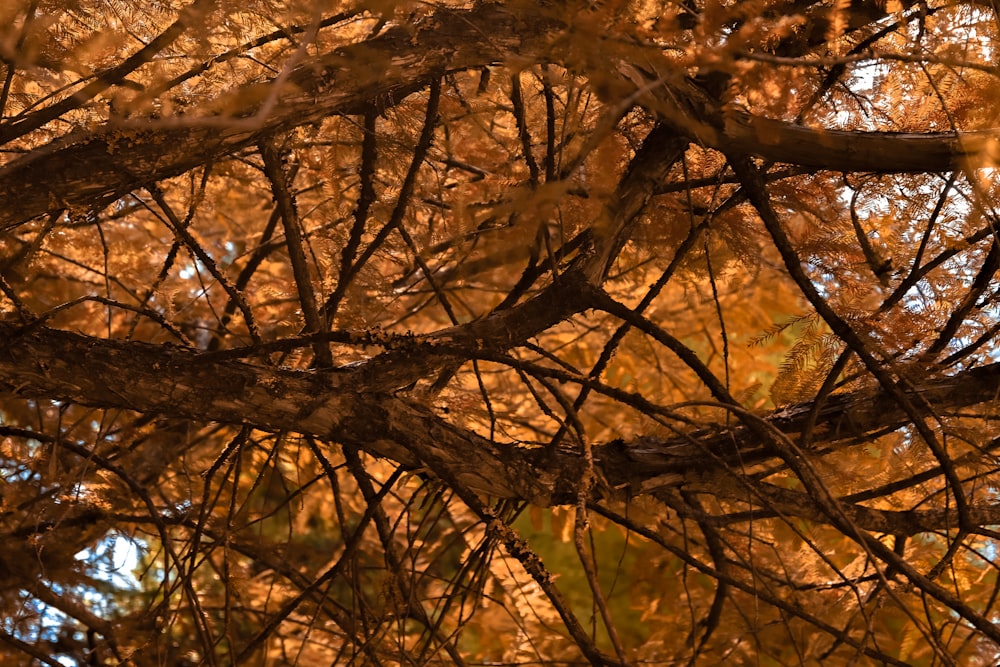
3, 320, 998, 522
0, 3, 988, 230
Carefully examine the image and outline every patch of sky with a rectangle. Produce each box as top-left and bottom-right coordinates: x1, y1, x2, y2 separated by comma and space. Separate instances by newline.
14, 537, 147, 666
178, 261, 198, 280
75, 534, 144, 595
833, 172, 1000, 363
222, 241, 240, 265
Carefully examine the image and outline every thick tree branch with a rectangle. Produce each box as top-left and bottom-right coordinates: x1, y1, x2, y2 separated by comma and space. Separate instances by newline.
0, 321, 584, 504
711, 481, 1000, 537
717, 110, 1000, 173
3, 320, 1000, 519
0, 4, 561, 228
1, 3, 996, 231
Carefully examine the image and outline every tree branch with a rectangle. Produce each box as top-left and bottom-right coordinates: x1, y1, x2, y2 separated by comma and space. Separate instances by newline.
3, 319, 1000, 520
0, 4, 562, 228
2, 2, 995, 231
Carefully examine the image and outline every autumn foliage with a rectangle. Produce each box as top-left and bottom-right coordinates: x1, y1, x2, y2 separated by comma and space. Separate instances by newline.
4, 0, 1000, 664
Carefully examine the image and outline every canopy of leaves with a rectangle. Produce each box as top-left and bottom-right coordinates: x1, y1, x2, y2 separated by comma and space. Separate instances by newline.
3, 0, 1000, 664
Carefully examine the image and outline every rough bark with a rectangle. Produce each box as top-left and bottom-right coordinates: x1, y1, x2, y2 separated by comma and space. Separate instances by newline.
717, 110, 999, 173
0, 4, 560, 228
3, 320, 998, 521
0, 3, 993, 230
